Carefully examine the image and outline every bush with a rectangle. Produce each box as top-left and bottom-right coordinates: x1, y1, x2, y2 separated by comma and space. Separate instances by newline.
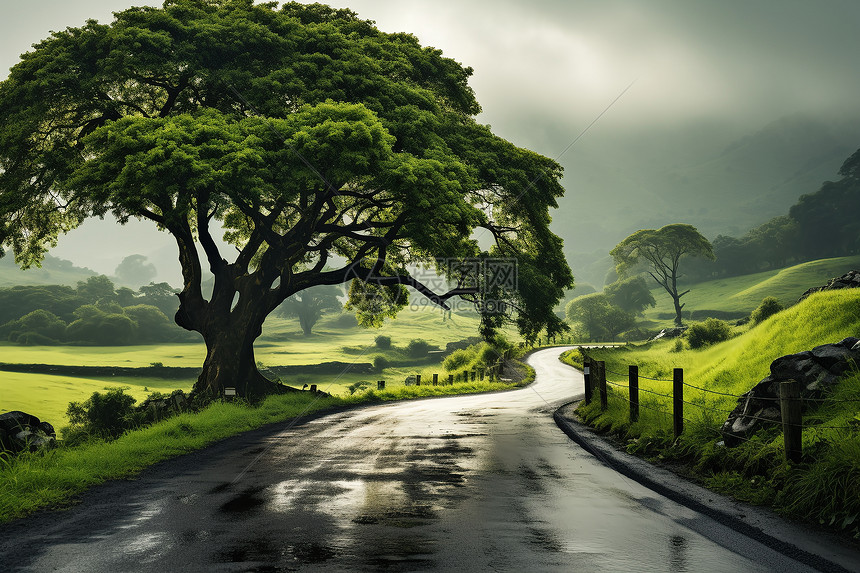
443, 347, 474, 371
373, 355, 390, 372
751, 296, 784, 325
478, 344, 501, 365
405, 338, 433, 358
64, 387, 137, 443
347, 381, 370, 395
686, 318, 733, 349
374, 335, 391, 349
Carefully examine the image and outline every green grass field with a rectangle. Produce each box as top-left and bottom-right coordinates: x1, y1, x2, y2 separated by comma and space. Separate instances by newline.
0, 305, 501, 428
642, 255, 860, 325
563, 288, 860, 536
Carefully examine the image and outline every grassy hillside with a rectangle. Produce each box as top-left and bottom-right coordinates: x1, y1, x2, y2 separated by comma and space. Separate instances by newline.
642, 255, 860, 324
565, 289, 860, 536
0, 254, 96, 287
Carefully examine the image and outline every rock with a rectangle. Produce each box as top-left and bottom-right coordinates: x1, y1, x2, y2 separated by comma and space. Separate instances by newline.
721, 337, 860, 446
651, 327, 687, 341
404, 375, 417, 386
138, 389, 189, 422
0, 410, 56, 454
797, 270, 860, 303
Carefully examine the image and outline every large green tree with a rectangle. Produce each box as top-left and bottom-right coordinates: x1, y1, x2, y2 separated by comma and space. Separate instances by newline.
0, 1, 572, 398
610, 224, 713, 327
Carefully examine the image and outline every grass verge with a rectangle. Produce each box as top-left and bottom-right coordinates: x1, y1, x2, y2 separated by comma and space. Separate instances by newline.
561, 289, 860, 540
0, 359, 533, 524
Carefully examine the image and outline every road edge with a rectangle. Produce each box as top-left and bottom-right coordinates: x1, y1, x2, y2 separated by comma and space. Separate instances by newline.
554, 401, 860, 573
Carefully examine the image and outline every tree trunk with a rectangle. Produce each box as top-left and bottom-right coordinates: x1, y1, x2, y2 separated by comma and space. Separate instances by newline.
672, 294, 684, 327
192, 316, 286, 400
299, 314, 313, 337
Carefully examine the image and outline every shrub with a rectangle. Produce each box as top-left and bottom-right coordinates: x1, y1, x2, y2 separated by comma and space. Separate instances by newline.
478, 344, 501, 365
373, 355, 390, 372
405, 338, 432, 358
751, 296, 784, 325
347, 381, 370, 395
443, 347, 474, 371
374, 335, 391, 349
686, 318, 733, 349
65, 387, 137, 443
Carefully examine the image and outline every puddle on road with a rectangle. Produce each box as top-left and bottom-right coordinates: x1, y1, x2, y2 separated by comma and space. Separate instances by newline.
219, 486, 267, 513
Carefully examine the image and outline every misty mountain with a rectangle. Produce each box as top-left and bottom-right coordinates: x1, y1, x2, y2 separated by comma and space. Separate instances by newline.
657, 113, 860, 237
557, 112, 860, 287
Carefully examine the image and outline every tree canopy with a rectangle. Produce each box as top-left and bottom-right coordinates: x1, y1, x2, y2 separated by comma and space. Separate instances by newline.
610, 224, 713, 327
0, 0, 572, 397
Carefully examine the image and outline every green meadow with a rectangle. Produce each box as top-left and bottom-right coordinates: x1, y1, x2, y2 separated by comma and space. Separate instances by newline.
563, 289, 860, 536
0, 305, 498, 428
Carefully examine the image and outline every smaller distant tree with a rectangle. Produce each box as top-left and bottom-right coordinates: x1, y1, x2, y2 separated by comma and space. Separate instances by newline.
0, 309, 67, 344
123, 304, 181, 343
76, 275, 117, 305
138, 282, 180, 317
565, 293, 632, 341
114, 254, 157, 287
65, 305, 136, 345
611, 224, 714, 327
603, 306, 637, 340
276, 285, 343, 336
604, 276, 656, 316
115, 287, 138, 307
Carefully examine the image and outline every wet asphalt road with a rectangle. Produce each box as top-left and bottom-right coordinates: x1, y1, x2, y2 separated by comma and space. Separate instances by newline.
0, 348, 838, 572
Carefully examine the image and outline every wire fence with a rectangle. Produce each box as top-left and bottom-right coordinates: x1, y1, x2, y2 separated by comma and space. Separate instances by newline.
580, 356, 860, 462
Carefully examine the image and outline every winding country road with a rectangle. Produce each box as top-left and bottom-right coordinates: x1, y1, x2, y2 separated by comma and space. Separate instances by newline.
0, 348, 854, 571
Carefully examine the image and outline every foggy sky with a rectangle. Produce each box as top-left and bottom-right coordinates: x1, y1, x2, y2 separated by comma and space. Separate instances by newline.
2, 0, 859, 282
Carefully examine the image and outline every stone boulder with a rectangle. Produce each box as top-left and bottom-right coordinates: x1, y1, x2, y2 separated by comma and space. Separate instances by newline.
138, 389, 189, 422
651, 327, 687, 341
0, 411, 56, 454
798, 270, 860, 303
720, 337, 860, 446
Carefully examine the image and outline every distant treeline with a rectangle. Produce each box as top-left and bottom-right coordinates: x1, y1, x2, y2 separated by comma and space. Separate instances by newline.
687, 147, 860, 280
0, 276, 199, 346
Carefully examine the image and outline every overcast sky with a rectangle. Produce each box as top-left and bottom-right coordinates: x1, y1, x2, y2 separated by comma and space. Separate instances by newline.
2, 0, 859, 281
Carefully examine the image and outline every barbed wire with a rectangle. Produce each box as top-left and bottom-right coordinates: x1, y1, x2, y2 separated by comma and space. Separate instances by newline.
681, 381, 743, 398
598, 381, 860, 431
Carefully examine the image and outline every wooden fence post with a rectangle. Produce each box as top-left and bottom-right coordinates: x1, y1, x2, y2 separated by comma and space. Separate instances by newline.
598, 361, 607, 410
433, 373, 438, 386
416, 374, 421, 386
448, 374, 454, 385
583, 359, 592, 405
629, 365, 639, 423
673, 368, 683, 439
780, 380, 802, 463
479, 369, 485, 381
377, 380, 385, 390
